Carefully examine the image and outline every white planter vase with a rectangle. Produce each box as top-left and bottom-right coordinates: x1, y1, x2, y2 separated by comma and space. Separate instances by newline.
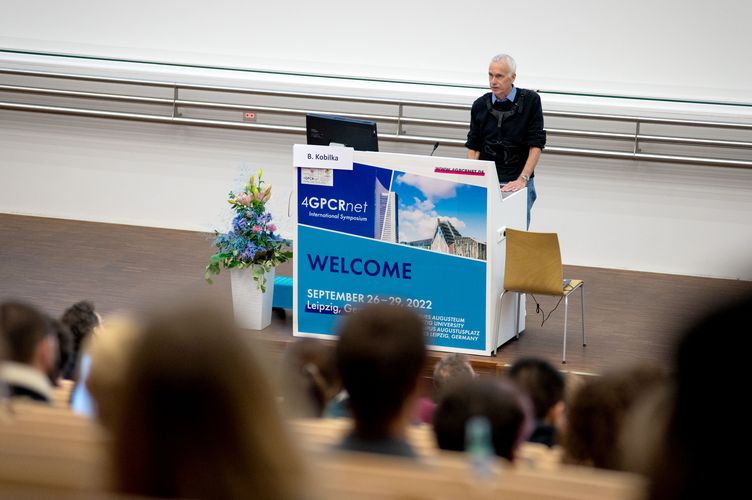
230, 266, 275, 330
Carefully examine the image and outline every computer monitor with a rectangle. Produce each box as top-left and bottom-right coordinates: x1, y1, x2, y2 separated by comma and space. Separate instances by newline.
306, 113, 379, 152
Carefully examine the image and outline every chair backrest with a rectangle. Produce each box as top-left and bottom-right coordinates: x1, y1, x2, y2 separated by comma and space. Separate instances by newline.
504, 229, 564, 296
311, 449, 643, 500
0, 403, 109, 492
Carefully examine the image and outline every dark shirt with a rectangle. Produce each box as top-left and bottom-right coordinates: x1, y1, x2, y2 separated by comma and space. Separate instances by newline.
7, 384, 51, 403
325, 392, 351, 419
465, 89, 546, 183
528, 421, 557, 448
338, 431, 418, 458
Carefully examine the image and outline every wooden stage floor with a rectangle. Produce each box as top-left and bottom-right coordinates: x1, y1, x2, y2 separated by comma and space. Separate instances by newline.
1, 214, 750, 376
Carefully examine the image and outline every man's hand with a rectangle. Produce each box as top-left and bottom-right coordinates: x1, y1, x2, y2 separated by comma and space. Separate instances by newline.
501, 179, 527, 192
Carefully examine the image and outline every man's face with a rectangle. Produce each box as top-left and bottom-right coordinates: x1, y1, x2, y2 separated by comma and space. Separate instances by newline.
488, 61, 516, 99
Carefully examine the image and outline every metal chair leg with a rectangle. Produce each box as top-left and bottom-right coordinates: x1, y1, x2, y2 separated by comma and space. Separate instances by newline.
581, 284, 586, 347
562, 295, 569, 364
514, 292, 521, 340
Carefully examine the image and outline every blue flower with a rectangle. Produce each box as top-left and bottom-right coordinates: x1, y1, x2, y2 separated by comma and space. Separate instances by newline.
258, 212, 272, 224
239, 241, 259, 263
232, 215, 248, 233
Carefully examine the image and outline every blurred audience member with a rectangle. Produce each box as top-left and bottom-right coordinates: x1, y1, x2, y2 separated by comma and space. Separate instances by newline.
0, 324, 6, 398
325, 387, 351, 419
110, 304, 303, 500
416, 353, 476, 425
562, 362, 666, 470
0, 301, 56, 403
60, 300, 100, 380
507, 357, 565, 447
48, 317, 74, 386
433, 377, 533, 462
279, 337, 341, 418
84, 315, 143, 424
644, 293, 752, 500
336, 304, 426, 458
619, 382, 673, 476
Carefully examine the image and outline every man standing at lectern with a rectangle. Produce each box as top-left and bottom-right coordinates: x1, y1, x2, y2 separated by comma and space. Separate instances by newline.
466, 54, 546, 228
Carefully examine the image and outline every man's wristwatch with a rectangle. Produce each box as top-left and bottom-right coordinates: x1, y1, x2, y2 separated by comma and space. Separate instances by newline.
520, 174, 530, 184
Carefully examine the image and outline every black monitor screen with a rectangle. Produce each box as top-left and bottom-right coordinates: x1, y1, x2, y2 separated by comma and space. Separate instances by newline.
306, 113, 378, 152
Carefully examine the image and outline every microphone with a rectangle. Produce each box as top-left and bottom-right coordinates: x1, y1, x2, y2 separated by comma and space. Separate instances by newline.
429, 142, 439, 156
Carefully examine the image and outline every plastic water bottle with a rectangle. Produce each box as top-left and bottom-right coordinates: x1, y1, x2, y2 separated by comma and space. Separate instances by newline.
465, 415, 495, 480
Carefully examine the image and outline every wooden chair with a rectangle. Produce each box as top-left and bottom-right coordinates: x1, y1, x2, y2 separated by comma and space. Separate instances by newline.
289, 417, 567, 471
0, 400, 110, 492
496, 228, 586, 363
310, 448, 643, 500
50, 379, 75, 409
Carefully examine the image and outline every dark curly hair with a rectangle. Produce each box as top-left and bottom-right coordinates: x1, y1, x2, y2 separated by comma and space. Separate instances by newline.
48, 317, 74, 385
60, 301, 99, 379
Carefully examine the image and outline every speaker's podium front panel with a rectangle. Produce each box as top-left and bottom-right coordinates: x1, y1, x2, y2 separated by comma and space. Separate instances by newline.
293, 148, 525, 356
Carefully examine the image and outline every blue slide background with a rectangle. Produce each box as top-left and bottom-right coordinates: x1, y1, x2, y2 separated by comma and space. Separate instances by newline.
297, 163, 393, 238
298, 225, 487, 351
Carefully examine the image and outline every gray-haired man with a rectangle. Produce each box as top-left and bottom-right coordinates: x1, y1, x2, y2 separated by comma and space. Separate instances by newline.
466, 54, 546, 228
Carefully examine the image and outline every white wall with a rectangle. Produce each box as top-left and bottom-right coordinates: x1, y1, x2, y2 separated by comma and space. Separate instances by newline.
1, 0, 751, 103
535, 156, 752, 279
4, 105, 750, 280
1, 16, 752, 280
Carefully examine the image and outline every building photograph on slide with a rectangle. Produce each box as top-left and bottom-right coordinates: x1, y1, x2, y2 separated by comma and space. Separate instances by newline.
391, 171, 488, 261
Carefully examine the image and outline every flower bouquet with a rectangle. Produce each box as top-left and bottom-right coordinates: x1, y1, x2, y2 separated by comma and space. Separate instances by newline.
205, 169, 292, 292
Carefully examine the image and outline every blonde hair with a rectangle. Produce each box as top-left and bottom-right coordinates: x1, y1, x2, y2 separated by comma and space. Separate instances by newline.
111, 304, 303, 500
86, 314, 144, 429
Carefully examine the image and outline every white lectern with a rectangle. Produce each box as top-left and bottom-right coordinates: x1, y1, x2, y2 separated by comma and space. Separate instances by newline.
293, 147, 526, 356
